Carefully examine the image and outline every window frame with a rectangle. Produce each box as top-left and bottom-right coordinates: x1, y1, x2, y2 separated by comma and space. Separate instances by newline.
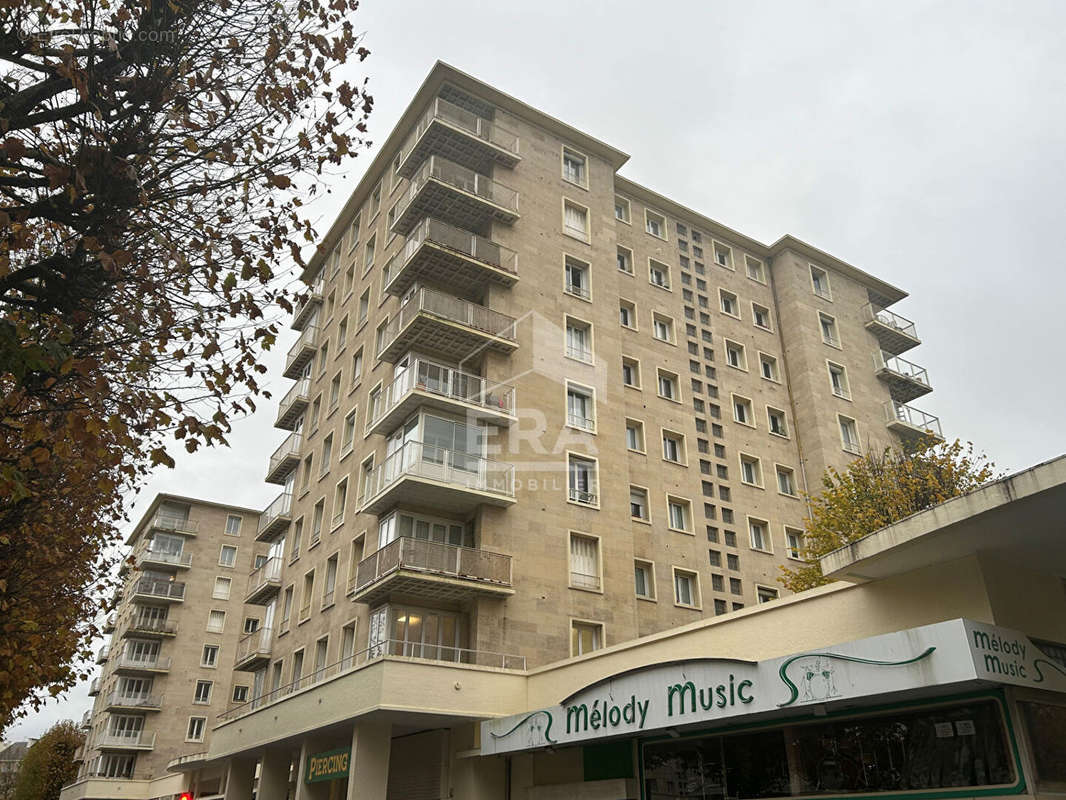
724, 339, 747, 371
739, 452, 764, 488
561, 145, 590, 189
614, 194, 632, 224
563, 252, 593, 302
719, 288, 741, 319
656, 368, 682, 404
625, 417, 646, 454
564, 380, 597, 435
731, 393, 756, 428
827, 359, 852, 400
570, 618, 605, 657
766, 405, 790, 438
661, 428, 687, 466
634, 559, 656, 601
621, 355, 642, 390
567, 530, 603, 594
629, 484, 652, 524
712, 240, 734, 270
648, 258, 672, 291
838, 414, 861, 454
810, 264, 833, 300
747, 515, 773, 553
562, 197, 591, 243
564, 314, 595, 365
617, 245, 634, 275
751, 302, 773, 332
775, 463, 799, 497
671, 566, 702, 610
665, 494, 694, 534
644, 208, 668, 240
566, 451, 600, 509
651, 311, 676, 344
758, 351, 780, 383
745, 255, 766, 284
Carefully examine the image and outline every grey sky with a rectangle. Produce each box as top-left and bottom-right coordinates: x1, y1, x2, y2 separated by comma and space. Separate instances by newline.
10, 0, 1066, 740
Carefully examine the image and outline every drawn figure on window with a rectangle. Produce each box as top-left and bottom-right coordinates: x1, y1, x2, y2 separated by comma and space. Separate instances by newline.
798, 657, 841, 702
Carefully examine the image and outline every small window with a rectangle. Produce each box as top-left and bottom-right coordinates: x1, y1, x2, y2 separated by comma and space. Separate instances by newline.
200, 645, 219, 668
621, 356, 641, 388
820, 313, 840, 347
332, 478, 348, 529
218, 545, 237, 568
212, 576, 231, 601
565, 316, 593, 363
341, 410, 357, 454
713, 242, 733, 269
619, 299, 637, 329
186, 716, 207, 743
757, 585, 779, 604
745, 256, 765, 283
347, 213, 361, 252
767, 407, 789, 438
336, 317, 348, 352
625, 419, 645, 453
749, 517, 771, 552
193, 680, 212, 704
567, 454, 598, 506
673, 569, 700, 608
328, 373, 342, 413
225, 515, 242, 536
562, 147, 588, 187
828, 361, 851, 399
350, 348, 364, 388
617, 245, 634, 274
839, 415, 861, 454
243, 617, 259, 634
662, 430, 685, 464
564, 255, 591, 300
645, 209, 667, 239
614, 195, 631, 223
364, 234, 376, 269
724, 340, 746, 371
634, 561, 655, 600
719, 289, 739, 318
563, 199, 590, 242
752, 303, 772, 331
810, 265, 832, 300
740, 454, 763, 487
569, 533, 601, 591
732, 395, 754, 427
785, 528, 805, 560
649, 259, 671, 289
652, 313, 675, 343
320, 433, 333, 476
232, 685, 249, 703
571, 620, 603, 656
368, 182, 381, 218
667, 496, 692, 532
657, 369, 680, 402
207, 609, 226, 633
776, 465, 797, 496
566, 382, 596, 433
759, 353, 779, 382
357, 289, 370, 326
629, 486, 650, 521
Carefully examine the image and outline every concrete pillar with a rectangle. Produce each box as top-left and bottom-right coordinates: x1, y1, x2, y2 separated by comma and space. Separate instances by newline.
345, 719, 392, 800
223, 756, 258, 800
294, 740, 331, 800
258, 748, 293, 800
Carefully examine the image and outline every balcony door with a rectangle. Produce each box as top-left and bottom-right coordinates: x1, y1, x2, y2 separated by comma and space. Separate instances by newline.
125, 640, 159, 665
385, 416, 420, 481
422, 414, 484, 481
118, 677, 151, 700
109, 714, 143, 739
149, 532, 183, 557
367, 604, 463, 663
136, 605, 168, 629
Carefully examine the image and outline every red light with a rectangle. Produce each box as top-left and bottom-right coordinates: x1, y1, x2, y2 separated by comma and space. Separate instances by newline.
179, 793, 193, 800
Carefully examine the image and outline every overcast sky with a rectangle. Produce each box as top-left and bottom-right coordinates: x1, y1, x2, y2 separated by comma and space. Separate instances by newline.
10, 0, 1066, 741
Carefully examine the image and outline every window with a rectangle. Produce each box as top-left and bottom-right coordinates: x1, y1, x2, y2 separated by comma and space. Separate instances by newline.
662, 430, 685, 464
619, 299, 637, 329
289, 520, 303, 562
767, 407, 789, 437
328, 373, 342, 412
219, 545, 237, 567
336, 317, 348, 351
232, 685, 249, 703
625, 419, 645, 452
357, 289, 369, 326
350, 347, 363, 387
621, 356, 641, 388
820, 313, 840, 347
839, 415, 861, 454
565, 316, 593, 363
320, 433, 333, 476
332, 478, 348, 528
340, 621, 358, 669
243, 617, 259, 634
776, 465, 797, 496
614, 195, 631, 223
673, 569, 700, 608
645, 209, 667, 239
564, 255, 591, 299
634, 561, 655, 599
749, 517, 770, 551
566, 382, 596, 432
649, 259, 671, 289
281, 585, 294, 630
740, 454, 763, 487
757, 585, 779, 604
651, 313, 674, 344
656, 369, 680, 401
629, 486, 650, 521
745, 256, 765, 283
667, 497, 692, 532
348, 212, 361, 251
322, 554, 338, 608
713, 242, 733, 269
368, 182, 381, 218
363, 233, 376, 270
200, 645, 218, 667
563, 199, 590, 242
567, 454, 598, 506
193, 680, 212, 704
724, 340, 746, 370
569, 533, 601, 591
732, 395, 754, 427
571, 620, 603, 656
617, 245, 634, 274
207, 609, 226, 633
308, 396, 321, 432
759, 353, 779, 382
719, 289, 739, 317
562, 147, 588, 187
810, 265, 832, 299
186, 716, 207, 742
225, 515, 242, 535
786, 528, 805, 560
828, 361, 851, 399
212, 577, 231, 600
341, 410, 357, 454
752, 303, 772, 331
300, 570, 315, 620
310, 499, 324, 546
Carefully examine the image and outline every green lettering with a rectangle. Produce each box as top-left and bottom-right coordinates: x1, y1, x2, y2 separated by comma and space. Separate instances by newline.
668, 682, 696, 717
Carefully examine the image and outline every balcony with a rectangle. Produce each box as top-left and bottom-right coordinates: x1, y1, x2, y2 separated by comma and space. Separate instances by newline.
360, 440, 515, 516
377, 285, 518, 363
266, 432, 302, 485
292, 279, 324, 331
256, 492, 293, 542
102, 613, 116, 634
397, 96, 520, 180
863, 303, 921, 354
885, 401, 944, 443
96, 645, 109, 664
96, 732, 156, 751
283, 324, 319, 380
148, 513, 198, 537
392, 155, 519, 237
136, 548, 192, 571
874, 351, 933, 403
245, 557, 283, 604
88, 677, 101, 696
113, 654, 172, 675
366, 359, 515, 437
274, 378, 311, 430
81, 710, 92, 728
122, 618, 177, 638
234, 628, 273, 671
383, 218, 519, 298
131, 577, 186, 603
103, 691, 163, 712
350, 538, 513, 605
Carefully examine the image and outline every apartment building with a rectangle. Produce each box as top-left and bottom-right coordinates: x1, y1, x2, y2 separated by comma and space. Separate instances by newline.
63, 495, 263, 799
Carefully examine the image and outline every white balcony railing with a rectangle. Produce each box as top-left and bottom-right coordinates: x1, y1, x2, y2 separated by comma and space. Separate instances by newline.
284, 325, 319, 374
105, 691, 162, 709
369, 359, 514, 430
353, 537, 512, 595
268, 432, 302, 475
382, 217, 518, 291
138, 549, 192, 568
413, 96, 520, 157
397, 155, 519, 221
377, 285, 517, 358
247, 557, 283, 596
360, 441, 514, 507
863, 303, 918, 340
133, 577, 185, 601
148, 514, 198, 535
257, 492, 293, 537
235, 627, 273, 664
886, 401, 943, 438
875, 351, 930, 386
96, 731, 156, 749
114, 654, 172, 671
